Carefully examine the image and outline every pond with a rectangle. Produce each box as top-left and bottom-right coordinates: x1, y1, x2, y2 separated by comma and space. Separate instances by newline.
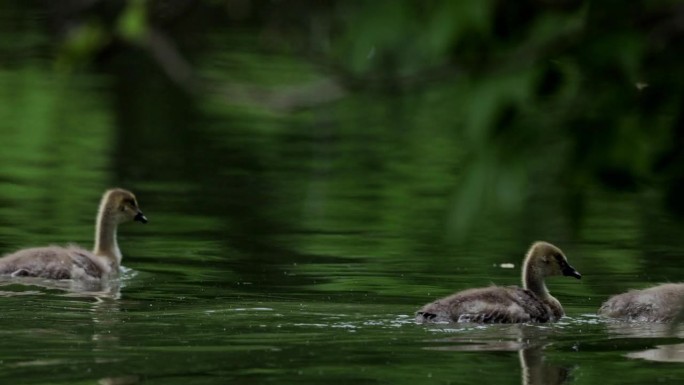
2, 129, 684, 384
2, 3, 684, 385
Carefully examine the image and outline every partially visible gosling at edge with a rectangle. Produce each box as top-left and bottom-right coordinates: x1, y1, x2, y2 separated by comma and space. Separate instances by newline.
598, 283, 684, 322
0, 188, 147, 281
416, 241, 582, 323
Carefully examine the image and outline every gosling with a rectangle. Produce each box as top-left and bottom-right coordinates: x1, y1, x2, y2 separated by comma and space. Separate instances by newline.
0, 188, 147, 281
416, 241, 581, 323
598, 283, 684, 322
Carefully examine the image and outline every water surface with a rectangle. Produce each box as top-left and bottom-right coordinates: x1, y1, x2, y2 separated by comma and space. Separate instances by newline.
2, 3, 684, 384
1, 181, 684, 384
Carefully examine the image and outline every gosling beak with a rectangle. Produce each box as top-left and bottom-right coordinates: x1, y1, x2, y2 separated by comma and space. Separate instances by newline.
134, 211, 148, 224
562, 263, 581, 279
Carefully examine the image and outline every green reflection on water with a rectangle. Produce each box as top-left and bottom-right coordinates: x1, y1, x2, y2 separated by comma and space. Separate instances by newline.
0, 69, 112, 249
2, 3, 684, 385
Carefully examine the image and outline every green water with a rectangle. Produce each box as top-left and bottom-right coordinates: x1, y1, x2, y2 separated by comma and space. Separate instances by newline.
2, 2, 684, 384
2, 134, 684, 384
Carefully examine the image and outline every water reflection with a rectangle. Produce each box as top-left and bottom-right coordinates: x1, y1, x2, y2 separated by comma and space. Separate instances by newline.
90, 296, 123, 351
89, 298, 143, 384
98, 376, 140, 385
0, 266, 141, 299
424, 325, 573, 385
603, 321, 684, 363
519, 345, 571, 385
602, 321, 681, 338
0, 276, 121, 298
626, 343, 684, 363
0, 276, 141, 383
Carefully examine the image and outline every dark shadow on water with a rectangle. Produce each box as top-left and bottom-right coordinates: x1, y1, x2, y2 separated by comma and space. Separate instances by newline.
421, 324, 574, 385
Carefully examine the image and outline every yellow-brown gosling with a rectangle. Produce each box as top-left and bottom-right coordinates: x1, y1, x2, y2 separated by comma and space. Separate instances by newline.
0, 188, 147, 281
598, 283, 684, 322
416, 241, 581, 323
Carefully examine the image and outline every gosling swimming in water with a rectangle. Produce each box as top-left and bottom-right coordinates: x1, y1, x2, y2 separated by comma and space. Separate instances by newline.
416, 241, 581, 323
598, 283, 684, 322
0, 188, 147, 281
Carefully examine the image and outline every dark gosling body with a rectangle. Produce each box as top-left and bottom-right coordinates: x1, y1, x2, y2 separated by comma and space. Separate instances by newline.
416, 241, 581, 324
598, 283, 684, 322
0, 188, 147, 281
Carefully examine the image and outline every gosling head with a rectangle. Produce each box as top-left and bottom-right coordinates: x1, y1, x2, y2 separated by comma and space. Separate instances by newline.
102, 188, 148, 225
526, 241, 581, 279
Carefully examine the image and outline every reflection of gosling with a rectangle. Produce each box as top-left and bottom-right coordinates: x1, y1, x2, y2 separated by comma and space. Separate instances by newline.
599, 283, 684, 322
0, 188, 147, 281
520, 345, 572, 385
416, 241, 581, 323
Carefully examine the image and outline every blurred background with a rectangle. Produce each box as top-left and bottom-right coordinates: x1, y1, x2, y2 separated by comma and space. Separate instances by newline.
2, 1, 684, 384
2, 0, 684, 284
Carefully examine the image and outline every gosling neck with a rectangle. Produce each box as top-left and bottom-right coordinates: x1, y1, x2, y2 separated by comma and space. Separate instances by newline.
522, 260, 550, 299
93, 204, 122, 268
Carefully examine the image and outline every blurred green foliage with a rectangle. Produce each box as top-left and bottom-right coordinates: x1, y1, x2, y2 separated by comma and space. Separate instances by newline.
3, 0, 684, 241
